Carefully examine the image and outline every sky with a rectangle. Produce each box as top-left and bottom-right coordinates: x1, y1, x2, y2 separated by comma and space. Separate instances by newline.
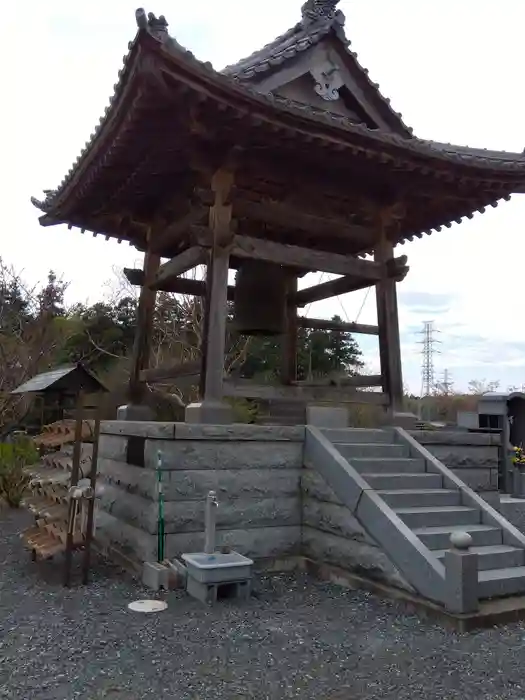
4, 0, 525, 394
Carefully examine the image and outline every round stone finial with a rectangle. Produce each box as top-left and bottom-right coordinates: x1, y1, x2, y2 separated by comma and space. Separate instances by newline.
449, 531, 473, 550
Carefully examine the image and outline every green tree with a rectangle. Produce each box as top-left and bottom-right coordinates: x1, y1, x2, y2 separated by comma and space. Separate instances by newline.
239, 315, 363, 381
37, 270, 67, 317
297, 315, 364, 379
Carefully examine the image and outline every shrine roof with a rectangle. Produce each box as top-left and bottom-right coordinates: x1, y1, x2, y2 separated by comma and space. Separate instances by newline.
30, 4, 525, 253
222, 0, 412, 136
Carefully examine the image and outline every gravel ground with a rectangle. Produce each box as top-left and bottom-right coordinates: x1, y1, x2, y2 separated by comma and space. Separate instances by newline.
1, 510, 525, 700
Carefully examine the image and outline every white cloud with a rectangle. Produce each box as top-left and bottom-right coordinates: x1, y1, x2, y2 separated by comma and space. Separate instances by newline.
4, 0, 525, 393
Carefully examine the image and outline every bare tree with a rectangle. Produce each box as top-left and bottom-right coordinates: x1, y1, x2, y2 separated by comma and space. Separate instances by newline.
104, 266, 251, 401
0, 260, 75, 433
467, 379, 500, 395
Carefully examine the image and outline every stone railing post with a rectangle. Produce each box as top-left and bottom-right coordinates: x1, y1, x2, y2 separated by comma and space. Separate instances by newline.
444, 531, 478, 614
512, 458, 525, 499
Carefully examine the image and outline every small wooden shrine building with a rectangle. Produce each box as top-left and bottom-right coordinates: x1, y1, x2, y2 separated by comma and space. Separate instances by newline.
32, 1, 525, 423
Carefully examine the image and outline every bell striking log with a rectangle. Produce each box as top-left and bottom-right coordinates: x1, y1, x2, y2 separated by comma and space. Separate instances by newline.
233, 260, 288, 336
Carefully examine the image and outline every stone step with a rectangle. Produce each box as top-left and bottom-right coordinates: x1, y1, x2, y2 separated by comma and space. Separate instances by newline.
395, 505, 481, 529
434, 545, 524, 572
268, 408, 306, 416
337, 443, 408, 459
321, 428, 393, 444
413, 523, 503, 550
377, 488, 461, 508
478, 566, 525, 599
352, 458, 426, 474
364, 473, 443, 490
259, 418, 303, 426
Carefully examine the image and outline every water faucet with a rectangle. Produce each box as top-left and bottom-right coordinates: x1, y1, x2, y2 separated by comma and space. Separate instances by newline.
204, 490, 218, 555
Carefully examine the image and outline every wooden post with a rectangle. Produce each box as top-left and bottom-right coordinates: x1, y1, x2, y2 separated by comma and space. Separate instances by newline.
198, 254, 212, 399
128, 246, 161, 404
185, 168, 234, 424
203, 245, 230, 402
374, 232, 403, 413
280, 275, 298, 385
64, 394, 84, 588
81, 402, 102, 585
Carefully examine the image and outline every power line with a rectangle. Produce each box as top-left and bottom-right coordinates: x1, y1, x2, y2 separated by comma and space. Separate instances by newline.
418, 320, 441, 397
439, 368, 453, 395
304, 271, 325, 317
354, 287, 371, 323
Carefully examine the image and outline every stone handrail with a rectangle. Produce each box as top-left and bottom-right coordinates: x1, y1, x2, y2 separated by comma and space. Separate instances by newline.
305, 426, 446, 605
394, 427, 525, 550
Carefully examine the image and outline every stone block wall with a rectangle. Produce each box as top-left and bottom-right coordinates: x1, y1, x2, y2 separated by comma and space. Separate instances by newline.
96, 422, 304, 567
301, 467, 412, 591
409, 430, 500, 494
94, 422, 503, 588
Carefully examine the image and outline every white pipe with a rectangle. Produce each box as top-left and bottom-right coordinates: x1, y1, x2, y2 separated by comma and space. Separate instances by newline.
204, 490, 218, 554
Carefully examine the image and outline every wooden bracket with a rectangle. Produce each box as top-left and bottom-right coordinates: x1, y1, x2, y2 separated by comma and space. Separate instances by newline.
209, 168, 234, 248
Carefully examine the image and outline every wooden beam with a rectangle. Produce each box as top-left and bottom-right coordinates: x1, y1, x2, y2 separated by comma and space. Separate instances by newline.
297, 317, 379, 336
233, 237, 384, 279
231, 196, 371, 245
281, 275, 298, 384
295, 256, 409, 307
140, 359, 201, 384
128, 248, 160, 403
150, 246, 207, 290
123, 267, 235, 300
202, 168, 234, 402
223, 380, 388, 405
150, 206, 207, 253
296, 277, 371, 307
294, 375, 383, 388
375, 234, 403, 410
192, 228, 384, 279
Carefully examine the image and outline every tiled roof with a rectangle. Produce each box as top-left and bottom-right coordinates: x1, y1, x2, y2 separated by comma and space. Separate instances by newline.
223, 3, 413, 136
31, 7, 525, 218
11, 364, 107, 395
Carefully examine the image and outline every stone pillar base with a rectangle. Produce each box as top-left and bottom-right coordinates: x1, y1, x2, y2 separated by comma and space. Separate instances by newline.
142, 561, 170, 591
185, 400, 233, 425
117, 404, 155, 421
306, 405, 347, 429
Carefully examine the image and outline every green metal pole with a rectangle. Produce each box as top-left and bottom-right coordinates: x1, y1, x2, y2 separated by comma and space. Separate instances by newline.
156, 450, 165, 562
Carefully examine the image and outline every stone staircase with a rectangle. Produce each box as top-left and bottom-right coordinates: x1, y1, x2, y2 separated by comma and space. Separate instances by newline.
306, 426, 525, 605
257, 399, 306, 426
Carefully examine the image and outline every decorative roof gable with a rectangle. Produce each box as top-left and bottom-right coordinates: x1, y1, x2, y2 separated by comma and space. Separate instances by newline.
223, 1, 413, 136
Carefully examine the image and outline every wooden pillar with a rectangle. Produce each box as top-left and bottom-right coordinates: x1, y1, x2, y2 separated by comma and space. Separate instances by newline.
186, 168, 234, 423
280, 275, 298, 385
374, 234, 403, 412
128, 246, 160, 404
203, 246, 230, 402
198, 254, 212, 399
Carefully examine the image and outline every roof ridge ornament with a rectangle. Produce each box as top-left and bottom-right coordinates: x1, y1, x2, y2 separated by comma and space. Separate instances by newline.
135, 8, 170, 42
301, 0, 345, 26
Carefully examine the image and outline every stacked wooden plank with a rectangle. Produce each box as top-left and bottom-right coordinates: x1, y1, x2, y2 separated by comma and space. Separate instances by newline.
32, 420, 95, 449
20, 421, 94, 560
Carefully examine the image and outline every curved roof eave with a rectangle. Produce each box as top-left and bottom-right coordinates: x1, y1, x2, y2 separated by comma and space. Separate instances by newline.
31, 14, 525, 216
